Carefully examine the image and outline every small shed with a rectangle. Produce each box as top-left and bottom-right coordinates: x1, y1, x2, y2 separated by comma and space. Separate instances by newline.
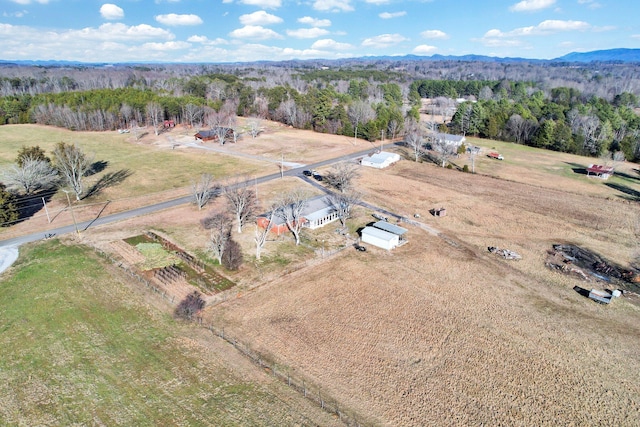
361, 151, 400, 169
587, 164, 614, 179
361, 226, 399, 250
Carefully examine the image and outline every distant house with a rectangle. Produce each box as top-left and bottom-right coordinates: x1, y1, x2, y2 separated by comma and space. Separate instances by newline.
361, 151, 400, 169
256, 195, 344, 235
194, 127, 235, 142
432, 132, 466, 148
587, 164, 614, 179
360, 220, 408, 250
164, 120, 175, 128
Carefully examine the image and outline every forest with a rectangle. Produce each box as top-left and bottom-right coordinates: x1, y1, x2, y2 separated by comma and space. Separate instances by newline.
0, 57, 639, 162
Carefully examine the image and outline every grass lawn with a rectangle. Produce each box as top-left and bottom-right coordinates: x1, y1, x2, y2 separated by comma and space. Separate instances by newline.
0, 239, 333, 426
0, 124, 266, 202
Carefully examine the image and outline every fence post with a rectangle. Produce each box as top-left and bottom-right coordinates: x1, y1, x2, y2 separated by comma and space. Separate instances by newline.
303, 380, 306, 397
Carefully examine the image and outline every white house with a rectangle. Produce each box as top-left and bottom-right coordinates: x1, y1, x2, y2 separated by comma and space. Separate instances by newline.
257, 195, 343, 235
432, 132, 466, 148
361, 226, 399, 250
361, 151, 401, 169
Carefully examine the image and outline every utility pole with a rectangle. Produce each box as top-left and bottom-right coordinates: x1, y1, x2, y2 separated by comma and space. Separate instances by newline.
63, 190, 79, 235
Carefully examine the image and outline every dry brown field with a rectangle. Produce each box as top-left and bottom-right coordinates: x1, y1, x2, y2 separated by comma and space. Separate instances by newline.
4, 123, 640, 425
203, 150, 640, 425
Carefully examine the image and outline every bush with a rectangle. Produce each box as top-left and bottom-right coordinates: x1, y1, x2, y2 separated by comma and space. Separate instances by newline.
462, 164, 469, 173
446, 164, 453, 169
222, 239, 243, 271
174, 291, 205, 320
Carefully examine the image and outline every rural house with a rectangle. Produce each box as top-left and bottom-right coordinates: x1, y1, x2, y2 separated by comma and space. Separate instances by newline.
194, 127, 235, 142
361, 151, 401, 169
360, 220, 408, 250
586, 164, 614, 179
256, 195, 344, 235
432, 132, 466, 148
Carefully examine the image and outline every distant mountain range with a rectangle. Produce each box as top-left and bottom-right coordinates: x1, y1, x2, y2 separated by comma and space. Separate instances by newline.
1, 48, 639, 67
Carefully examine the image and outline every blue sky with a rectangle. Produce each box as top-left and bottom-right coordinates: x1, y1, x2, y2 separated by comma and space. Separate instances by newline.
0, 0, 637, 63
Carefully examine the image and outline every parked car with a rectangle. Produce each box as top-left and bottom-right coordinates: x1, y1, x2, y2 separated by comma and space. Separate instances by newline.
303, 170, 312, 176
354, 244, 367, 252
487, 151, 504, 160
313, 174, 323, 181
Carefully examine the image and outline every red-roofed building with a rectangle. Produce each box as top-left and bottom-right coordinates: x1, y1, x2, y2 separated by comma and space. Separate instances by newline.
587, 164, 614, 179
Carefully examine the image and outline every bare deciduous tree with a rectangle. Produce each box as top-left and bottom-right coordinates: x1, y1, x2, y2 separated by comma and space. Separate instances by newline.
432, 136, 458, 168
191, 173, 215, 210
223, 178, 258, 233
324, 161, 360, 193
145, 101, 163, 136
53, 142, 92, 200
2, 156, 59, 195
404, 118, 425, 162
201, 211, 232, 265
348, 100, 375, 143
275, 190, 309, 245
183, 103, 203, 129
254, 209, 275, 260
222, 238, 243, 270
247, 117, 262, 138
327, 191, 361, 227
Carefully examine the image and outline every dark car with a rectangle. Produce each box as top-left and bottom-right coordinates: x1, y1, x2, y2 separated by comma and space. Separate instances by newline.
354, 244, 366, 252
303, 170, 312, 176
313, 174, 323, 181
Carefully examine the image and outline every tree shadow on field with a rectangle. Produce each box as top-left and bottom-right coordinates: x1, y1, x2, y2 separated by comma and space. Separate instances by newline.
565, 162, 588, 175
14, 188, 57, 224
85, 160, 109, 177
83, 169, 133, 199
605, 182, 640, 202
613, 170, 640, 183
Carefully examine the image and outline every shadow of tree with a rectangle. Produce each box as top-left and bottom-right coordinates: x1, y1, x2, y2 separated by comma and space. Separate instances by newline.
14, 188, 57, 224
85, 160, 109, 177
83, 169, 133, 199
564, 162, 587, 175
613, 170, 640, 183
605, 182, 640, 201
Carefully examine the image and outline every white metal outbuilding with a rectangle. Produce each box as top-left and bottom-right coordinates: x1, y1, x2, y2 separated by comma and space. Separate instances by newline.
361, 226, 399, 250
361, 151, 400, 169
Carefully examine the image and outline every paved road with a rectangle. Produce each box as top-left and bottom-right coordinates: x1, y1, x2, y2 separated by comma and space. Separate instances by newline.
0, 142, 403, 248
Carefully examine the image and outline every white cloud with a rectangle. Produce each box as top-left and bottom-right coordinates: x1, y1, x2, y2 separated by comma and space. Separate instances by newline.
379, 11, 406, 19
509, 0, 556, 12
298, 16, 331, 27
238, 0, 282, 9
239, 11, 282, 26
313, 0, 354, 12
286, 28, 330, 38
86, 23, 175, 41
484, 20, 590, 39
9, 0, 49, 4
578, 0, 602, 9
100, 4, 124, 20
187, 35, 229, 45
229, 25, 282, 40
141, 41, 191, 51
413, 44, 437, 55
420, 29, 448, 39
155, 14, 203, 26
365, 0, 390, 4
311, 39, 353, 50
362, 33, 408, 48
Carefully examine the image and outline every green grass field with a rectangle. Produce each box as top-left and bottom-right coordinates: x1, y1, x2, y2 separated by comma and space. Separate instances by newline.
0, 124, 265, 202
0, 240, 328, 426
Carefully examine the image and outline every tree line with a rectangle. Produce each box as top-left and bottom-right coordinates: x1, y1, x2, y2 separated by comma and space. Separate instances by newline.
0, 62, 639, 161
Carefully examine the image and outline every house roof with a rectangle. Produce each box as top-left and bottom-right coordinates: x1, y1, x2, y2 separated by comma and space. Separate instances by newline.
258, 195, 336, 225
587, 164, 614, 174
373, 221, 407, 235
362, 151, 400, 164
362, 226, 398, 242
434, 133, 465, 143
